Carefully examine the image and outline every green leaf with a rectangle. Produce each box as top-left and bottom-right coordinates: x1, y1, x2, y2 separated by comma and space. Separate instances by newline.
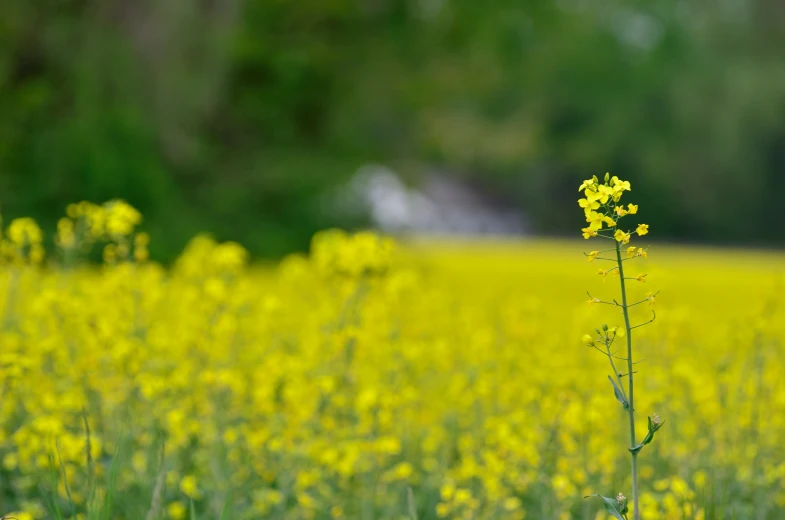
219, 492, 233, 520
584, 494, 625, 520
630, 417, 666, 453
619, 497, 629, 514
407, 486, 419, 520
643, 417, 665, 445
608, 376, 629, 409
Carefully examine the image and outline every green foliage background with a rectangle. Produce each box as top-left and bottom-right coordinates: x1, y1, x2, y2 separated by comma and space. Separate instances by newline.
1, 0, 784, 259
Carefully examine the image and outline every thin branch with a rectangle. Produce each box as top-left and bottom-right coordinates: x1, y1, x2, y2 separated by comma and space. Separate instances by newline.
604, 344, 628, 401
586, 291, 619, 306
590, 345, 611, 358
631, 311, 656, 330
628, 290, 660, 308
584, 248, 617, 254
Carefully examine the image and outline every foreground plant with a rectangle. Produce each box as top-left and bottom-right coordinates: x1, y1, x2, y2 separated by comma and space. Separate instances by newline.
579, 174, 662, 520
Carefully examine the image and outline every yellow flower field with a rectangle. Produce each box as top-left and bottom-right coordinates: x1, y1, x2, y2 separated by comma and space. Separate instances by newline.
0, 203, 783, 519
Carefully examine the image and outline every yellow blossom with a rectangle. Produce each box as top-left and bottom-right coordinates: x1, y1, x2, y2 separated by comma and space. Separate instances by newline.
613, 179, 631, 192
597, 184, 614, 204
578, 198, 600, 213
614, 230, 631, 244
636, 224, 649, 236
578, 176, 598, 192
167, 502, 187, 520
179, 474, 200, 498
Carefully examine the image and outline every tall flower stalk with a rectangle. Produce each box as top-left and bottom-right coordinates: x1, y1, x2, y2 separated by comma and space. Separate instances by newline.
580, 174, 662, 520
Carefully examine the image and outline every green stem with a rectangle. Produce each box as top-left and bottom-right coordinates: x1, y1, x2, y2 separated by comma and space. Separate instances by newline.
615, 241, 639, 520
604, 342, 627, 402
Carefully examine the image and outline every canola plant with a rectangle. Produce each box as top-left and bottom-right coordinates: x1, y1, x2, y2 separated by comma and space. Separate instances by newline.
0, 201, 783, 520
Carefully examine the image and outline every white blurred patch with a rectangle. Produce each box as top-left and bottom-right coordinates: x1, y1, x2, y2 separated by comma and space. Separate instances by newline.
346, 165, 527, 237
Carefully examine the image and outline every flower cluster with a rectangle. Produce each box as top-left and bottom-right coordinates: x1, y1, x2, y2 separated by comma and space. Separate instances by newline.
57, 200, 146, 264
579, 173, 648, 244
2, 217, 44, 265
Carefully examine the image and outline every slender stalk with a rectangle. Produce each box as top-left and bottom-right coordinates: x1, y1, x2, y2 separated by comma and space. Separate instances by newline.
615, 241, 639, 519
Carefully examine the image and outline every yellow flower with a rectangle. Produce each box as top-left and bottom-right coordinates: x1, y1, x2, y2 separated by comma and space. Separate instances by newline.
613, 179, 631, 191
7, 217, 43, 246
627, 204, 639, 215
614, 230, 631, 244
597, 269, 609, 278
584, 188, 601, 203
587, 251, 599, 262
581, 227, 597, 239
105, 199, 142, 237
646, 292, 657, 306
578, 176, 598, 192
615, 206, 628, 217
436, 503, 451, 518
597, 185, 614, 204
626, 246, 637, 259
578, 198, 600, 213
167, 502, 187, 520
636, 273, 647, 283
503, 497, 522, 511
179, 474, 200, 498
637, 248, 648, 258
585, 212, 605, 231
582, 334, 594, 346
4, 513, 33, 520
636, 224, 649, 236
440, 483, 455, 500
608, 178, 631, 202
454, 489, 472, 505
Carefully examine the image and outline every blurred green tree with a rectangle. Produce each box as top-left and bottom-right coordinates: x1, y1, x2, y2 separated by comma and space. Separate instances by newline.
0, 0, 783, 259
